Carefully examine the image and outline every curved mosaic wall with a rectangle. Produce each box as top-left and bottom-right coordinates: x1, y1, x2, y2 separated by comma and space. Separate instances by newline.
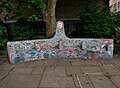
7, 21, 113, 63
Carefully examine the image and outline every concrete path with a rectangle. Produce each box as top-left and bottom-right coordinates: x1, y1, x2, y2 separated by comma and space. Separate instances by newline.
0, 55, 120, 88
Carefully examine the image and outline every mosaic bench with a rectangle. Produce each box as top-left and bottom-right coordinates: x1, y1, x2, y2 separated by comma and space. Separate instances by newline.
7, 21, 114, 64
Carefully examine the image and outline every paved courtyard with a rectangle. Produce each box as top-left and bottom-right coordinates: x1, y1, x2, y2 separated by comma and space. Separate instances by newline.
0, 54, 120, 88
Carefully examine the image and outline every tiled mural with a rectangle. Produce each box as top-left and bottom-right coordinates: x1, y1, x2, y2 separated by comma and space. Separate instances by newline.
7, 21, 114, 64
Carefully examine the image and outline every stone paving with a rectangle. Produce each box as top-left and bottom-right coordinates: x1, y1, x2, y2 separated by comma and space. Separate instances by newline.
0, 55, 120, 88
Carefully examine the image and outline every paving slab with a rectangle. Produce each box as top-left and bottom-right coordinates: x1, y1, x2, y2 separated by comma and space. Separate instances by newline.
72, 75, 80, 88
27, 60, 44, 68
0, 87, 37, 88
40, 75, 75, 88
100, 65, 120, 75
66, 66, 83, 75
81, 66, 103, 75
43, 66, 66, 77
32, 68, 44, 75
89, 75, 116, 88
57, 58, 71, 66
111, 59, 120, 68
10, 68, 33, 75
71, 59, 102, 67
110, 75, 120, 88
14, 62, 30, 68
1, 56, 120, 88
0, 75, 41, 88
84, 60, 102, 66
0, 64, 14, 71
44, 59, 58, 66
71, 59, 87, 66
77, 76, 94, 88
100, 61, 114, 66
0, 71, 9, 80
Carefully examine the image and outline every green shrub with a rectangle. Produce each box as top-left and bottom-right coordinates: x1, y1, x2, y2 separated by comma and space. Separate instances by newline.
0, 24, 8, 50
78, 6, 114, 38
114, 44, 120, 55
113, 27, 120, 44
9, 18, 46, 41
113, 27, 120, 54
77, 5, 120, 54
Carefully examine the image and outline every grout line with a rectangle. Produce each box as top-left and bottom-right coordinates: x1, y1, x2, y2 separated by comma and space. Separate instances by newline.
106, 75, 119, 88
0, 59, 7, 65
109, 61, 120, 72
87, 75, 95, 88
37, 67, 46, 88
30, 67, 35, 74
65, 66, 67, 77
104, 73, 119, 88
0, 66, 15, 83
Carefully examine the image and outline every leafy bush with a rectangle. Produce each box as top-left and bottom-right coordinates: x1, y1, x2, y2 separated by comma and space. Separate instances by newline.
111, 12, 120, 45
9, 18, 46, 41
113, 27, 120, 44
78, 6, 114, 38
114, 44, 120, 55
113, 27, 120, 54
0, 23, 8, 50
77, 4, 120, 54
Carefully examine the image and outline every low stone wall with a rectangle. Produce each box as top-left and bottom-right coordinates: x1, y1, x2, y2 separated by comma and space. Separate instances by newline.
7, 21, 113, 64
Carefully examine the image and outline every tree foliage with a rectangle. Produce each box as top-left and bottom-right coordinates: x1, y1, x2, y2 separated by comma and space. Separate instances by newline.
77, 1, 120, 54
0, 0, 57, 36
0, 0, 45, 21
78, 6, 114, 38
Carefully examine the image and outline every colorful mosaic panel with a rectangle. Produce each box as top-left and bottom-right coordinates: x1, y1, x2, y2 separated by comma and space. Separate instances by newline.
7, 21, 114, 63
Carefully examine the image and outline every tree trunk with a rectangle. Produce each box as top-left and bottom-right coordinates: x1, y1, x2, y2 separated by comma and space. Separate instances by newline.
43, 0, 57, 37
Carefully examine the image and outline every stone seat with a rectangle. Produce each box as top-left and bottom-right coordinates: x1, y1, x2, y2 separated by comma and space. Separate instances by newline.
7, 21, 113, 64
